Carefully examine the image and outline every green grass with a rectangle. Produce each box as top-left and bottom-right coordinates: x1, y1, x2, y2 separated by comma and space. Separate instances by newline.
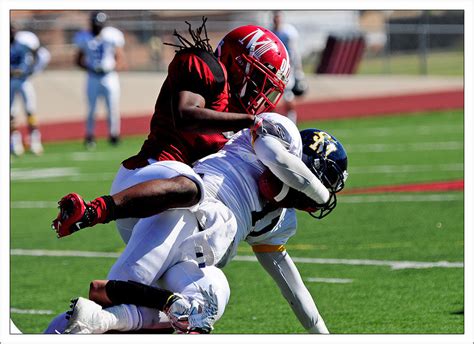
10, 109, 464, 334
356, 51, 464, 76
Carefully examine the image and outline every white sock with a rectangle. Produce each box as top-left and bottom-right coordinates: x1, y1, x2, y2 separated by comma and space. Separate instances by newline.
138, 306, 172, 330
104, 304, 141, 331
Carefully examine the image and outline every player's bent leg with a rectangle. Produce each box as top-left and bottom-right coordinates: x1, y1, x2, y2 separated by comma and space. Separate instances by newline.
159, 260, 230, 332
106, 209, 199, 285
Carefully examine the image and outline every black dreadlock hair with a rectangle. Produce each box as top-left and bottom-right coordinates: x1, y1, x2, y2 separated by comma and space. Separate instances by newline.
164, 16, 213, 53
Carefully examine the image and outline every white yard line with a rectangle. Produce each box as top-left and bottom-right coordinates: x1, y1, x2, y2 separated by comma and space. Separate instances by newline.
10, 249, 463, 270
11, 249, 120, 258
11, 201, 58, 208
10, 172, 116, 183
11, 193, 463, 209
10, 308, 53, 315
306, 277, 354, 284
10, 167, 80, 181
339, 193, 463, 203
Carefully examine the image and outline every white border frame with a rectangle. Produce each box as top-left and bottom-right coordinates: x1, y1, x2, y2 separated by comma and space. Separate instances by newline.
1, 1, 472, 344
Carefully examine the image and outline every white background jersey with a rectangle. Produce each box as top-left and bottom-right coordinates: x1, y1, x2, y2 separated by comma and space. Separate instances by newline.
74, 26, 124, 73
194, 113, 302, 266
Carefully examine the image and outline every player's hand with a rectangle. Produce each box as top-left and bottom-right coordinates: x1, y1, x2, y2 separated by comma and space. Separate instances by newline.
51, 193, 89, 238
163, 293, 192, 333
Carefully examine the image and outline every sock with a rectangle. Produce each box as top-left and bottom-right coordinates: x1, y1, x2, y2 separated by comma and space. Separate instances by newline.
137, 306, 173, 330
87, 195, 117, 225
105, 304, 141, 331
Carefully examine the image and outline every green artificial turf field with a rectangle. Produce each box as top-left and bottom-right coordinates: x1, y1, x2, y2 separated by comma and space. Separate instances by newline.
10, 109, 464, 334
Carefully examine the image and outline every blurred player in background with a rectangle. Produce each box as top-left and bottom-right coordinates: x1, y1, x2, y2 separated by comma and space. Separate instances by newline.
271, 11, 307, 124
10, 24, 50, 156
74, 11, 126, 149
53, 21, 291, 244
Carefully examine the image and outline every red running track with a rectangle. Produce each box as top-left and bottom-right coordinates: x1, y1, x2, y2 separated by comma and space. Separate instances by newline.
23, 88, 463, 142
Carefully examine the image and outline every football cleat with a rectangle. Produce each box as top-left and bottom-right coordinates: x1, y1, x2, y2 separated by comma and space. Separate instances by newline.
84, 136, 96, 151
63, 297, 109, 334
52, 193, 93, 238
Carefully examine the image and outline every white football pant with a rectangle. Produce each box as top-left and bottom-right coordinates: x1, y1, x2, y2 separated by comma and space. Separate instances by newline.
86, 71, 120, 137
44, 260, 230, 333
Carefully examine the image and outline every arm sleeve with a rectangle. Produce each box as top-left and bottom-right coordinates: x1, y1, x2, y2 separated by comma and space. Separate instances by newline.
254, 250, 329, 333
253, 134, 330, 204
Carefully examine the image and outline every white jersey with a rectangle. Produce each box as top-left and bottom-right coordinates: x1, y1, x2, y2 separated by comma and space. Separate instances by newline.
74, 26, 125, 73
194, 112, 302, 266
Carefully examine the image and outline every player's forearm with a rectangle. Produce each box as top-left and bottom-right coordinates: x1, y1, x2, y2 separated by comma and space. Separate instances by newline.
111, 176, 200, 219
253, 135, 330, 204
255, 250, 329, 334
175, 90, 254, 133
178, 106, 254, 133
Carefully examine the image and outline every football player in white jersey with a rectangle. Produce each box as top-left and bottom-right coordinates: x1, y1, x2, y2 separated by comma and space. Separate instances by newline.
49, 112, 347, 334
74, 11, 126, 149
10, 24, 50, 155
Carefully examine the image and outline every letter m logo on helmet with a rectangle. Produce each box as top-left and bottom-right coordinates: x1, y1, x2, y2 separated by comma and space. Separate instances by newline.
216, 25, 291, 115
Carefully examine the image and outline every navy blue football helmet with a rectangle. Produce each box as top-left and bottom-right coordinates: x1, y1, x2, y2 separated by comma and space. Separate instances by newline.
300, 128, 348, 219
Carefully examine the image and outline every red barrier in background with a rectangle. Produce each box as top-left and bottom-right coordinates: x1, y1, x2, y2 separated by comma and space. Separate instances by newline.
316, 34, 366, 74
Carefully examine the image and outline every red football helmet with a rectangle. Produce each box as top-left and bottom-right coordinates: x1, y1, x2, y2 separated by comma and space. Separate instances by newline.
216, 25, 291, 115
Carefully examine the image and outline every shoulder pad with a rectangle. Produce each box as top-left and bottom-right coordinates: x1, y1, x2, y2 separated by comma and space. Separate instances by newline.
252, 112, 301, 154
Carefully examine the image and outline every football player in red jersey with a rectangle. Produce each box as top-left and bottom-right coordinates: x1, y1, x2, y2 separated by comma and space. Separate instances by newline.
52, 20, 291, 239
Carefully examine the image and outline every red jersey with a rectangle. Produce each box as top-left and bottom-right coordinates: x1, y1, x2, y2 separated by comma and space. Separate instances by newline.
123, 48, 230, 169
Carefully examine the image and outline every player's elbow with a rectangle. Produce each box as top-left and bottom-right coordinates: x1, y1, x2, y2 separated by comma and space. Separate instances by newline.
171, 176, 201, 207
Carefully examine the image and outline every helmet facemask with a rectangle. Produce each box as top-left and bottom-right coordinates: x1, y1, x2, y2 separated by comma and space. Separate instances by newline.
232, 54, 286, 115
302, 155, 348, 219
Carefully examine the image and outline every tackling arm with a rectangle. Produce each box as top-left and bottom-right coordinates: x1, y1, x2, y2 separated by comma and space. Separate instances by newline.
173, 90, 254, 133
253, 134, 330, 204
254, 248, 329, 334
